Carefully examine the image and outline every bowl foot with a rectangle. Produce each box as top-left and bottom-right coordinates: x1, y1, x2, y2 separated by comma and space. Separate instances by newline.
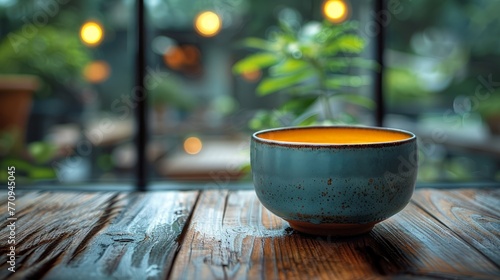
287, 220, 377, 236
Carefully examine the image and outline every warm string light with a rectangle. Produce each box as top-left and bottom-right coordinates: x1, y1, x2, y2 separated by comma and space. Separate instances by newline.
194, 11, 222, 37
163, 45, 201, 72
322, 0, 349, 23
80, 21, 104, 47
83, 61, 110, 83
184, 137, 203, 155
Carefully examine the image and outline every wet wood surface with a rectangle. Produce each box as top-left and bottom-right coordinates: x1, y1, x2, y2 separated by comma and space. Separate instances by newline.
0, 188, 499, 279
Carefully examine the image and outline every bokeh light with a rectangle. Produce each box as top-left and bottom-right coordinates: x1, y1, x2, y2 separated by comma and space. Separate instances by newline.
194, 11, 222, 37
163, 46, 185, 70
163, 45, 201, 71
322, 0, 348, 23
83, 61, 110, 83
182, 45, 200, 65
241, 69, 262, 82
184, 137, 203, 155
80, 21, 104, 47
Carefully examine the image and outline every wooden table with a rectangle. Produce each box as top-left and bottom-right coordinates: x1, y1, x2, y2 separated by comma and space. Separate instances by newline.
1, 188, 499, 279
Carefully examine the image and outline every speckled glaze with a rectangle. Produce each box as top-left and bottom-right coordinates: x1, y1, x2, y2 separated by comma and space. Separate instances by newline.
251, 126, 418, 236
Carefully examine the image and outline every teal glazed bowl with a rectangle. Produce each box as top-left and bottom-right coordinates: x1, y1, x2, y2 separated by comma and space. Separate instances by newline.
251, 126, 418, 236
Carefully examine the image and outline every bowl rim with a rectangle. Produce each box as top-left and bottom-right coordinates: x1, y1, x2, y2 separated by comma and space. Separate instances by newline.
252, 125, 416, 148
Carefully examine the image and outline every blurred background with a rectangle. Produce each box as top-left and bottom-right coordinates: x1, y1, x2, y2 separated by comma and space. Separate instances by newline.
0, 0, 498, 186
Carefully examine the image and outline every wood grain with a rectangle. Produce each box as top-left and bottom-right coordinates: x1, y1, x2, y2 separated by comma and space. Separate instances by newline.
0, 191, 198, 280
375, 198, 500, 279
170, 190, 388, 280
411, 189, 500, 268
0, 188, 498, 280
170, 189, 500, 280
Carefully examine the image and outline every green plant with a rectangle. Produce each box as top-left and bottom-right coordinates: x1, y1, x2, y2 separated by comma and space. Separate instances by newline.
0, 25, 90, 182
476, 91, 500, 135
477, 91, 500, 119
233, 20, 376, 129
0, 26, 91, 96
149, 76, 197, 111
0, 130, 58, 182
384, 67, 434, 105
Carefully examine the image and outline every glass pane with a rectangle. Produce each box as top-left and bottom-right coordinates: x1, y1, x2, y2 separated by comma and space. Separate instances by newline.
146, 0, 377, 183
0, 0, 134, 184
385, 0, 500, 184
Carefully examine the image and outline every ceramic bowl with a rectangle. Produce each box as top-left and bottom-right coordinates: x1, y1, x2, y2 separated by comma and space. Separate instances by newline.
251, 126, 417, 236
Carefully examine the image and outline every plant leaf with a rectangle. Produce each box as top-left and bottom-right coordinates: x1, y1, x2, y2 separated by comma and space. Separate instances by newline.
280, 96, 317, 116
331, 94, 375, 109
248, 110, 293, 129
337, 35, 365, 53
298, 115, 318, 126
248, 111, 271, 130
269, 59, 309, 76
325, 75, 371, 89
233, 53, 280, 74
278, 20, 298, 38
292, 110, 319, 126
323, 34, 365, 55
257, 70, 315, 95
239, 38, 272, 51
28, 142, 58, 164
286, 84, 320, 96
316, 21, 359, 43
325, 58, 379, 71
29, 167, 57, 179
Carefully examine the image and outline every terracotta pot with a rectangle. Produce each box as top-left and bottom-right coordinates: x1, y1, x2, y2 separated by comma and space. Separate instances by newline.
0, 75, 39, 146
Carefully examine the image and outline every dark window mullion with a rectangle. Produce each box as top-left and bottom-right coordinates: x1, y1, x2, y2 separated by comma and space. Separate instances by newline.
135, 0, 147, 191
374, 0, 386, 127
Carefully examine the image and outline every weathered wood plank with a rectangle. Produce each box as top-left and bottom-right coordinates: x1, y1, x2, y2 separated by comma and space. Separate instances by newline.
170, 190, 393, 280
375, 200, 500, 279
171, 189, 500, 280
411, 189, 500, 268
451, 188, 500, 214
0, 191, 198, 280
1, 188, 498, 279
0, 191, 29, 207
0, 192, 125, 279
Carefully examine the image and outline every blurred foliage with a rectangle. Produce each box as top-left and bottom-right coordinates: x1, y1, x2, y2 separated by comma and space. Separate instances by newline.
417, 154, 496, 183
0, 158, 57, 182
386, 0, 500, 107
477, 91, 500, 119
0, 131, 58, 182
149, 75, 198, 111
0, 131, 57, 164
27, 142, 58, 165
0, 0, 94, 182
477, 91, 500, 135
0, 26, 91, 96
233, 20, 376, 130
389, 0, 500, 57
384, 68, 433, 105
0, 17, 89, 182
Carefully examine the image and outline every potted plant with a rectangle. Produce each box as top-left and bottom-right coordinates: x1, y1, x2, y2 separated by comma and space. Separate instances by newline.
0, 25, 91, 90
0, 25, 91, 181
0, 130, 58, 182
0, 75, 39, 149
232, 20, 376, 130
